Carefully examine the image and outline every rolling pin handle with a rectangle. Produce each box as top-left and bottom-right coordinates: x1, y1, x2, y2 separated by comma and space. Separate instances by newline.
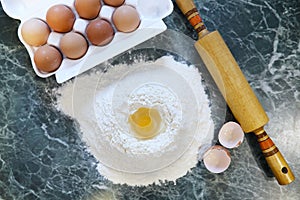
175, 0, 209, 38
254, 128, 295, 185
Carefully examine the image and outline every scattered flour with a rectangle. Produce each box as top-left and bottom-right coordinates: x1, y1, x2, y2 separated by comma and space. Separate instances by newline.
56, 56, 214, 186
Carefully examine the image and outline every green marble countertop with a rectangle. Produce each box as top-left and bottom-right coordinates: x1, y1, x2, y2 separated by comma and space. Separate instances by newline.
0, 0, 299, 199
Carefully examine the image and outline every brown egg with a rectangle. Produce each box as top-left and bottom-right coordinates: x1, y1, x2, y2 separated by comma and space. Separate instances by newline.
75, 0, 101, 19
60, 32, 88, 59
86, 18, 114, 46
21, 18, 50, 46
46, 5, 75, 33
103, 0, 124, 7
34, 45, 62, 73
112, 5, 140, 33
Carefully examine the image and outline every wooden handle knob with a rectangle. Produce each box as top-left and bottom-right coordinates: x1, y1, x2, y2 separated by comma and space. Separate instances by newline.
254, 128, 295, 185
175, 0, 209, 38
175, 0, 197, 14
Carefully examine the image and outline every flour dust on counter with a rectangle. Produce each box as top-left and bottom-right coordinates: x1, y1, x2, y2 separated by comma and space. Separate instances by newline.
56, 56, 214, 186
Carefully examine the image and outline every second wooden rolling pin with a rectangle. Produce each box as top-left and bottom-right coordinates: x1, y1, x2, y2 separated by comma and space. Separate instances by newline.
175, 0, 295, 185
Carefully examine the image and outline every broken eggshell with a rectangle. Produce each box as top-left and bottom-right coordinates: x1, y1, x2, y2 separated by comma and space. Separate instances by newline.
202, 145, 231, 174
218, 121, 244, 149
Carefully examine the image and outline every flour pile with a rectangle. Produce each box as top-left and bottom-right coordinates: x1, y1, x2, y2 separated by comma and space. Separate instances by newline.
56, 56, 214, 186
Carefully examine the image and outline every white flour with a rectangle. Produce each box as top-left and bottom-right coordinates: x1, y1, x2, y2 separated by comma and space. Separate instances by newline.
95, 82, 181, 156
56, 56, 214, 186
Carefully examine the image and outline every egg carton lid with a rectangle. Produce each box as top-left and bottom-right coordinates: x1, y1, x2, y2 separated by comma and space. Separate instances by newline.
0, 0, 174, 83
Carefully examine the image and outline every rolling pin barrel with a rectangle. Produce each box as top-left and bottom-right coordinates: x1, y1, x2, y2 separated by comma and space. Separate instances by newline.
176, 0, 295, 185
195, 31, 268, 133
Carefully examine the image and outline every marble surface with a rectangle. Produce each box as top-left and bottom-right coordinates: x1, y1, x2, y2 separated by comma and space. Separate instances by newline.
0, 0, 299, 199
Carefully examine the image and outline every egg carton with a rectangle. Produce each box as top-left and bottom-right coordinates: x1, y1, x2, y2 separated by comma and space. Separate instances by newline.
0, 0, 173, 83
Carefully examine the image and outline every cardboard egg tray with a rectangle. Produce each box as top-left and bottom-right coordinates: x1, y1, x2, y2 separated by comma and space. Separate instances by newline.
1, 0, 173, 83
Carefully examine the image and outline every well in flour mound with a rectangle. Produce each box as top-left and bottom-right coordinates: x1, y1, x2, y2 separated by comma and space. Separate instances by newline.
94, 82, 181, 155
56, 56, 214, 186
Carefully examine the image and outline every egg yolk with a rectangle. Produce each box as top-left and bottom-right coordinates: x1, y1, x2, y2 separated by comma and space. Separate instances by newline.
129, 107, 162, 140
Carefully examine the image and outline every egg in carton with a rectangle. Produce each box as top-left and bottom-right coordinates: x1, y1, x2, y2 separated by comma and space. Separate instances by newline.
0, 0, 173, 83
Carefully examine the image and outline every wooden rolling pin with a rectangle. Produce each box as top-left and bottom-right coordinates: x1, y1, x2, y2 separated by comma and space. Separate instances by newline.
175, 0, 295, 185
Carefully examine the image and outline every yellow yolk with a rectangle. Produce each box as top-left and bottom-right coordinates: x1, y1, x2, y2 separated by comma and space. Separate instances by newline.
132, 108, 152, 127
129, 107, 162, 139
